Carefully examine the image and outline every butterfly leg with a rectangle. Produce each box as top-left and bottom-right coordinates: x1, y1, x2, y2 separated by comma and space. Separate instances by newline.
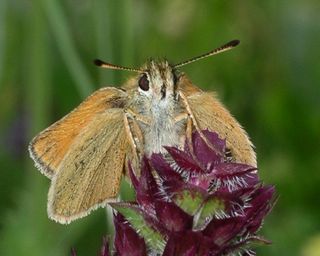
179, 92, 224, 157
123, 113, 140, 161
124, 111, 146, 177
174, 113, 188, 123
185, 114, 193, 143
125, 109, 151, 125
175, 113, 203, 165
124, 110, 147, 154
173, 112, 192, 151
174, 113, 193, 146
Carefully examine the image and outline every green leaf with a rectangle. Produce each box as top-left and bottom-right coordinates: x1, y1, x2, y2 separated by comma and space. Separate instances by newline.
193, 196, 226, 231
172, 188, 205, 216
110, 203, 166, 253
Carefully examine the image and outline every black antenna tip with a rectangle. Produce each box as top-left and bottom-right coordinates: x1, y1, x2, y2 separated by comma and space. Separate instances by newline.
93, 59, 104, 66
229, 39, 240, 47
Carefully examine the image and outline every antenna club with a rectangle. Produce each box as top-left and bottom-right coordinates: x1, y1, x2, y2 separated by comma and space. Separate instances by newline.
229, 39, 240, 47
93, 59, 104, 66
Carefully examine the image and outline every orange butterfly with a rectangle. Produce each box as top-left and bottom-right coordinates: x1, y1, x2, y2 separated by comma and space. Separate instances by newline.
29, 40, 255, 224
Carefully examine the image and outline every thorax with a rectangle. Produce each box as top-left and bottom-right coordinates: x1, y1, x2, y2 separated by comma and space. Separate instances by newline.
128, 93, 186, 155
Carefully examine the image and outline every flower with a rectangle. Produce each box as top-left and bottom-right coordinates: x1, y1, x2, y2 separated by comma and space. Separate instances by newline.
109, 130, 276, 256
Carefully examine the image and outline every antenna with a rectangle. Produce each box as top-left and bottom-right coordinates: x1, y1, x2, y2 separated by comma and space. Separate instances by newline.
93, 59, 142, 72
174, 40, 240, 68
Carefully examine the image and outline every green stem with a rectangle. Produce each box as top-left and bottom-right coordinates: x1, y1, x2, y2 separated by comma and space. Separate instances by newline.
41, 0, 94, 98
0, 0, 7, 87
120, 0, 135, 68
93, 0, 115, 85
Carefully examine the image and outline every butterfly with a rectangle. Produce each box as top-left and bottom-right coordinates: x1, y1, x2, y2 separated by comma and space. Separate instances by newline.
29, 39, 255, 224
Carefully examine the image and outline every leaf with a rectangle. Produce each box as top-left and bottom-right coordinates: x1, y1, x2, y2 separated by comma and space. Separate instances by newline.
171, 187, 205, 216
110, 203, 165, 253
193, 196, 226, 231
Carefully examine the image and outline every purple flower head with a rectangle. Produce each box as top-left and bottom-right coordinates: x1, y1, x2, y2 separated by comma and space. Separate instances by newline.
110, 130, 276, 255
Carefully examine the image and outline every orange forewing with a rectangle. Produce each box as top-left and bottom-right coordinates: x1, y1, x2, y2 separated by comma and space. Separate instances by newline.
29, 87, 127, 178
47, 109, 129, 223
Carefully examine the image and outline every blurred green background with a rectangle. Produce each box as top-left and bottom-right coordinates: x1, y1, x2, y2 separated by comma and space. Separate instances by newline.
0, 0, 319, 255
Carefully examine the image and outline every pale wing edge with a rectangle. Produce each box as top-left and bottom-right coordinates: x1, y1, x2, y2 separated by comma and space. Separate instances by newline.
47, 192, 118, 224
28, 141, 54, 178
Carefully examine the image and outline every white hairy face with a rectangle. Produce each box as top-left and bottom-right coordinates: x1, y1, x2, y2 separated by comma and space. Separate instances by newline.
137, 60, 178, 105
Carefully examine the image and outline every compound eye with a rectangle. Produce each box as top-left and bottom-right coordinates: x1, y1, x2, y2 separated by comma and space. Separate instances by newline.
138, 74, 149, 91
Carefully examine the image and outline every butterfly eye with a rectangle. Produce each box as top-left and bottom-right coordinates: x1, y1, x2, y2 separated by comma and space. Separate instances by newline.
138, 74, 149, 91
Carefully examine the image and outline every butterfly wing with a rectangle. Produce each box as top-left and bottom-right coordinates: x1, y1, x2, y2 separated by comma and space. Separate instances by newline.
186, 91, 256, 166
47, 108, 129, 224
29, 87, 127, 178
178, 75, 202, 96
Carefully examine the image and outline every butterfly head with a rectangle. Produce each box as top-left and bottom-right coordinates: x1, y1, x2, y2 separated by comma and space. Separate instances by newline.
137, 59, 179, 103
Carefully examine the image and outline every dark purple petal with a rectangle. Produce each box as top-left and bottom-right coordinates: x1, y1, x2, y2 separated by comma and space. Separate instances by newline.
160, 179, 185, 198
163, 236, 197, 256
155, 201, 193, 232
243, 186, 276, 233
188, 171, 258, 192
163, 231, 215, 256
140, 210, 171, 237
220, 235, 271, 255
151, 153, 183, 182
114, 213, 147, 256
211, 163, 257, 179
140, 156, 159, 196
203, 217, 245, 245
242, 172, 261, 188
191, 130, 225, 166
209, 163, 259, 193
135, 157, 160, 214
188, 174, 213, 189
199, 130, 226, 153
213, 185, 257, 205
164, 146, 204, 174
